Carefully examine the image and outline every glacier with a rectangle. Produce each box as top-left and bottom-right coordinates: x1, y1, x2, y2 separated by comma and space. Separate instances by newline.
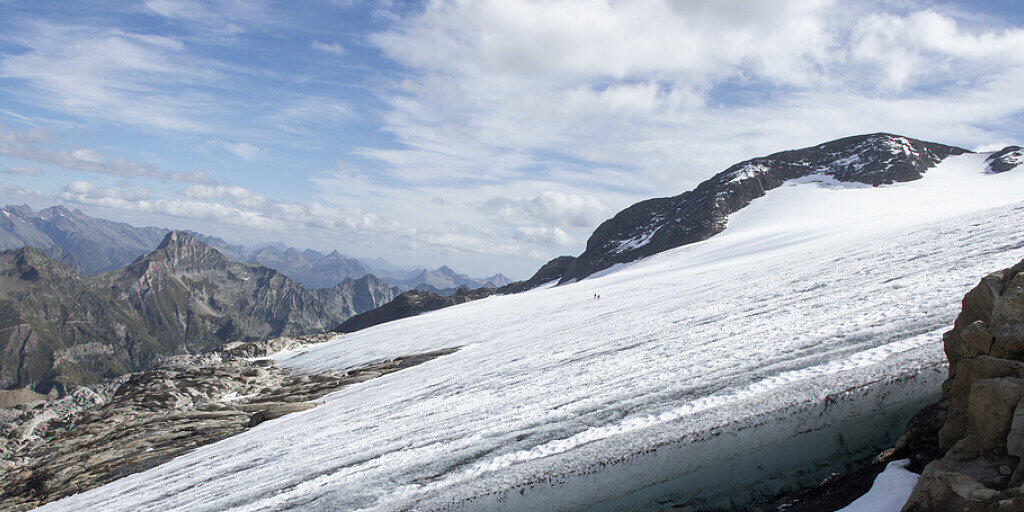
35, 152, 1024, 511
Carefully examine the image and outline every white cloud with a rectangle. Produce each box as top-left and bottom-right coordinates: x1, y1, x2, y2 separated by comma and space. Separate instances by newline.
180, 184, 265, 208
211, 140, 261, 161
144, 0, 247, 36
3, 165, 43, 176
514, 225, 573, 247
312, 41, 346, 55
0, 125, 212, 182
59, 180, 148, 209
0, 124, 50, 144
262, 96, 352, 136
851, 10, 1024, 89
60, 180, 277, 229
483, 191, 609, 229
0, 22, 225, 132
418, 232, 524, 257
374, 0, 834, 85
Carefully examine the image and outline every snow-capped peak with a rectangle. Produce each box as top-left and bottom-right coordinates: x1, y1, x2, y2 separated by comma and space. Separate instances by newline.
558, 133, 971, 283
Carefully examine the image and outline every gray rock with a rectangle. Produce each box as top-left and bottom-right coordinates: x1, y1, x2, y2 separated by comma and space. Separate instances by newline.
1006, 397, 1024, 458
0, 338, 458, 511
986, 146, 1023, 174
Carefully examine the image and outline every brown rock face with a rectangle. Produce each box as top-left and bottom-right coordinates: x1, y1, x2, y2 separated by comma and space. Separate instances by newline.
903, 259, 1024, 511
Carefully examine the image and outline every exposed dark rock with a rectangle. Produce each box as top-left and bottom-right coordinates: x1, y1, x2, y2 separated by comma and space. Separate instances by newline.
0, 337, 458, 512
498, 255, 575, 293
334, 286, 496, 334
558, 134, 970, 283
986, 146, 1023, 174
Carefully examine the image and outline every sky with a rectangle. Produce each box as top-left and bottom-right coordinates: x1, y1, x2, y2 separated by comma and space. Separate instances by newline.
1, 0, 1023, 278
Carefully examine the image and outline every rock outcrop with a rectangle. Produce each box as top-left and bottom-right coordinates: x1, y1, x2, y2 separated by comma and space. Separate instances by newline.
0, 335, 458, 512
987, 146, 1023, 174
498, 255, 575, 293
334, 286, 496, 334
899, 259, 1024, 511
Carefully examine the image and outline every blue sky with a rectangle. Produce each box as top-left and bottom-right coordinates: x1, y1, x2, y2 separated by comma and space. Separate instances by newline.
1, 0, 1023, 278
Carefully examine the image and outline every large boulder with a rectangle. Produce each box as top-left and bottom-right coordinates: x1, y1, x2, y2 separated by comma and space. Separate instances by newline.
902, 260, 1024, 511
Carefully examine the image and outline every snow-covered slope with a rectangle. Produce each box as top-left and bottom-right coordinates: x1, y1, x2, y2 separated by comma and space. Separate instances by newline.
556, 133, 970, 283
37, 152, 1024, 511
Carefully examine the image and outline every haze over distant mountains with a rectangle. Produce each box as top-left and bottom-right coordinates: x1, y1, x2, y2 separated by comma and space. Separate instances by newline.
0, 203, 506, 291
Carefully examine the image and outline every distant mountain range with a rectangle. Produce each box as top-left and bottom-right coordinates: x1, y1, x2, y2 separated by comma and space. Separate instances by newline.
0, 204, 504, 291
0, 231, 400, 393
383, 265, 511, 294
0, 204, 168, 275
189, 234, 376, 289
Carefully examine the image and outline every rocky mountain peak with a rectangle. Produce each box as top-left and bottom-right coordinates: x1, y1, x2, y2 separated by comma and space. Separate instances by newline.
38, 204, 84, 220
550, 133, 972, 284
128, 230, 230, 275
717, 132, 968, 187
1, 204, 33, 217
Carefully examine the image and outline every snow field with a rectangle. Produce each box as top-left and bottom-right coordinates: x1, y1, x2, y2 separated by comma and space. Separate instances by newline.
36, 152, 1024, 511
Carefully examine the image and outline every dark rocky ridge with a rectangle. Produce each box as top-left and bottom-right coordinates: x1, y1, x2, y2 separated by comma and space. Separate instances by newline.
555, 133, 970, 284
334, 286, 497, 334
498, 255, 575, 293
987, 145, 1023, 174
0, 232, 395, 394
